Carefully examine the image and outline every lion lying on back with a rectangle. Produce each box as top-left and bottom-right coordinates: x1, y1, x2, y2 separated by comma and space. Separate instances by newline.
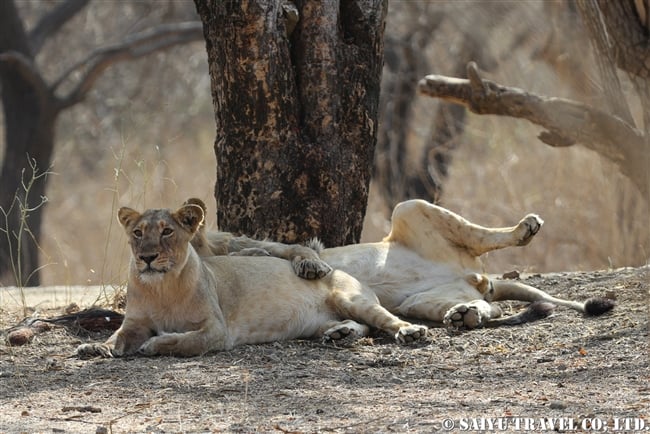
76, 203, 426, 358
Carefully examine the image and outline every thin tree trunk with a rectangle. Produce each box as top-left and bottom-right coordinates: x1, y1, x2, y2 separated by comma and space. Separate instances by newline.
1, 1, 203, 285
194, 0, 387, 246
0, 0, 58, 286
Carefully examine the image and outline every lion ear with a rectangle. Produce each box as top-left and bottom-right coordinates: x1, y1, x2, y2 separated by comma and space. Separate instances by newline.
173, 204, 205, 234
117, 207, 141, 229
182, 198, 207, 215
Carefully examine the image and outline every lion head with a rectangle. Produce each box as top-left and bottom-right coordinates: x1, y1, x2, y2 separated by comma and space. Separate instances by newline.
118, 204, 204, 283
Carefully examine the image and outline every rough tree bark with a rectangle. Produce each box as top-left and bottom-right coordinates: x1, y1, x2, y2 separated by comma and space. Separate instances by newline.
0, 0, 203, 286
194, 0, 387, 246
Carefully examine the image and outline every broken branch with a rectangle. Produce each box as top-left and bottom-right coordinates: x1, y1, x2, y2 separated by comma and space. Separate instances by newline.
417, 62, 649, 198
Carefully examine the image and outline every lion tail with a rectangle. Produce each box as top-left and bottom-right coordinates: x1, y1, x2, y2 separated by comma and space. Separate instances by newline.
485, 301, 556, 327
491, 280, 615, 316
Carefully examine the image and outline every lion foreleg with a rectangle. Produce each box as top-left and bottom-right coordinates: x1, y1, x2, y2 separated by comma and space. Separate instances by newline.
328, 274, 427, 343
76, 320, 153, 358
227, 236, 332, 279
137, 328, 223, 357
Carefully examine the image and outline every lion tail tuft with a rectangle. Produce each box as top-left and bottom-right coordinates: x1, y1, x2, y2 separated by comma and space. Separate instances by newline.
305, 238, 325, 253
584, 298, 615, 316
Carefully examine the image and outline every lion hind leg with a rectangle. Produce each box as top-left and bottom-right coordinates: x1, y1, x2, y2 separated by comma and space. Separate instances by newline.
491, 280, 615, 316
384, 199, 543, 259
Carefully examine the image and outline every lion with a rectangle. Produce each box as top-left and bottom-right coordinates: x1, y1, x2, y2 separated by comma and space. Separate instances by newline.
76, 203, 427, 358
190, 198, 614, 329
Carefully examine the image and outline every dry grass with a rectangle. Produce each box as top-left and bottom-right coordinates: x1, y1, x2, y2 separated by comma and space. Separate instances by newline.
39, 121, 218, 287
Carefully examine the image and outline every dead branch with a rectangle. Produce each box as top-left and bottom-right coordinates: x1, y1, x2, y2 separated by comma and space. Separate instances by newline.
418, 62, 649, 198
53, 21, 204, 110
29, 0, 91, 55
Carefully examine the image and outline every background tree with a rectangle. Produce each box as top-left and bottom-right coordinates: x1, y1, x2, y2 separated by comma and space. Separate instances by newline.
0, 0, 203, 286
418, 1, 650, 201
374, 2, 508, 208
193, 0, 387, 246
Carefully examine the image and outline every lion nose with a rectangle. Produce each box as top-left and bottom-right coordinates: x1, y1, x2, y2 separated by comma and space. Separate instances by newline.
139, 254, 159, 265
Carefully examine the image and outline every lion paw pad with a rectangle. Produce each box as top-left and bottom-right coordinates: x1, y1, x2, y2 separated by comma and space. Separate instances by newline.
395, 325, 428, 344
443, 304, 483, 329
292, 257, 333, 280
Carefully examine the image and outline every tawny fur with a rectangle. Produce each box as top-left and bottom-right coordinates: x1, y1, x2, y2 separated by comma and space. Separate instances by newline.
76, 203, 427, 358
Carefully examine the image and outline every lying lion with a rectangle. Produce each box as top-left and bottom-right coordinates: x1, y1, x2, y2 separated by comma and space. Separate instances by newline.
76, 203, 427, 358
189, 198, 614, 330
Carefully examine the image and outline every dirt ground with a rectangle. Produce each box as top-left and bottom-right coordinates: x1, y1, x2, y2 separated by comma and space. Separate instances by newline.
1, 267, 648, 434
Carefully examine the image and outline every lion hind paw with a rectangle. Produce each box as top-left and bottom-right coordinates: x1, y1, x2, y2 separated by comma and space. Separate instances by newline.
443, 303, 485, 329
517, 214, 544, 246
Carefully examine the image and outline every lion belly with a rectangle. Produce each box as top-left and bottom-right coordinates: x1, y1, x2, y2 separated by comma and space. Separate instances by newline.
321, 243, 483, 310
204, 256, 340, 347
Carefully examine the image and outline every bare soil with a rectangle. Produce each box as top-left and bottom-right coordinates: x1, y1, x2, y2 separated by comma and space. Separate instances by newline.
1, 267, 648, 434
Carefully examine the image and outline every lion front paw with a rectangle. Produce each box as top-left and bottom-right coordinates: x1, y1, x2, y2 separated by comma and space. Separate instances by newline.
137, 339, 159, 356
443, 302, 487, 329
516, 214, 544, 246
76, 343, 113, 359
292, 257, 333, 280
395, 324, 428, 344
323, 320, 369, 341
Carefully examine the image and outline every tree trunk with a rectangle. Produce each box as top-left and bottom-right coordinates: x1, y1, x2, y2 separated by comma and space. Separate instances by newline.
0, 0, 58, 286
194, 0, 387, 246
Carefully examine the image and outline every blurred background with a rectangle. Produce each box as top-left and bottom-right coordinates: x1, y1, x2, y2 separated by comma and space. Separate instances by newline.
2, 1, 648, 286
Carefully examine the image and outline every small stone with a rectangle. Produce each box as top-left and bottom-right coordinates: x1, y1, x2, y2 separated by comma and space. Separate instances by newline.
502, 270, 520, 279
550, 400, 567, 410
7, 328, 34, 346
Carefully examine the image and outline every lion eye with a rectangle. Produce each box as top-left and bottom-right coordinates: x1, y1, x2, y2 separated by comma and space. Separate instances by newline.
133, 229, 143, 238
161, 227, 173, 237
